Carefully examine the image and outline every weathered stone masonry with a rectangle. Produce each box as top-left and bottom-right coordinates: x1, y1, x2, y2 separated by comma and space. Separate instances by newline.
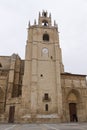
0, 11, 87, 123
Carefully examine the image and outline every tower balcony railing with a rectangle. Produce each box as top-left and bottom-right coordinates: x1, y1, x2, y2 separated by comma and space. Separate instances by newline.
42, 97, 51, 102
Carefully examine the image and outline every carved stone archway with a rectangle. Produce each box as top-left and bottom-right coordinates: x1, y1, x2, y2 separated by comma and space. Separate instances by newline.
65, 89, 81, 122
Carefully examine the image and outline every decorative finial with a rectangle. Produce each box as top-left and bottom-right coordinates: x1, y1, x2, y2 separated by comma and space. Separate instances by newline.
49, 13, 51, 18
39, 12, 41, 17
46, 11, 48, 17
34, 19, 36, 25
56, 23, 58, 28
42, 10, 44, 16
54, 20, 58, 29
28, 21, 30, 27
54, 20, 56, 26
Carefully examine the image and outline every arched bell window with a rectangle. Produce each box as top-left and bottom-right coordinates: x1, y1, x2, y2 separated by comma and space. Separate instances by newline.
42, 20, 48, 26
43, 34, 49, 41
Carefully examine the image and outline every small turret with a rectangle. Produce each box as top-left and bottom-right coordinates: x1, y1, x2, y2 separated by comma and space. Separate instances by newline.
34, 19, 36, 25
39, 12, 41, 17
49, 13, 51, 18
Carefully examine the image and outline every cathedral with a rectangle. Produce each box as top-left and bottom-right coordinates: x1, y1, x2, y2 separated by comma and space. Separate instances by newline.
0, 11, 87, 123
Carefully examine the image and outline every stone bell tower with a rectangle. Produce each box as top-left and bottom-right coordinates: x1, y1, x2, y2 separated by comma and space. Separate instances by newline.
21, 11, 64, 122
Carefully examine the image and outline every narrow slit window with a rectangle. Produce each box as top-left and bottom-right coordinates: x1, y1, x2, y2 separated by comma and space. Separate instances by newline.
45, 104, 48, 111
0, 63, 2, 67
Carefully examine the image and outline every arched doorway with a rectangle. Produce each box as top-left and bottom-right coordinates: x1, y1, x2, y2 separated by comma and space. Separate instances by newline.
67, 90, 80, 122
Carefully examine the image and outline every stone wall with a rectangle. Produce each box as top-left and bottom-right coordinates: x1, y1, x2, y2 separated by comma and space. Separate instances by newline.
61, 73, 87, 122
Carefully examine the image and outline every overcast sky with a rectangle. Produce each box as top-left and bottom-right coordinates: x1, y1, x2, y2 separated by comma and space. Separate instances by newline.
0, 0, 87, 75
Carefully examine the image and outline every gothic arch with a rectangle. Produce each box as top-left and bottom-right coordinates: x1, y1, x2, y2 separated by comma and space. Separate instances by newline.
42, 20, 48, 26
64, 89, 82, 122
66, 89, 81, 103
43, 34, 49, 41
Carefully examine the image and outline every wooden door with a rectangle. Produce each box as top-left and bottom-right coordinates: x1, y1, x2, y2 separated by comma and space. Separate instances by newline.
8, 106, 15, 123
69, 103, 78, 122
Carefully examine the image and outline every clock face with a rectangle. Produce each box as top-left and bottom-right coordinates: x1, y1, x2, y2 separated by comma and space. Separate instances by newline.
42, 48, 48, 54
